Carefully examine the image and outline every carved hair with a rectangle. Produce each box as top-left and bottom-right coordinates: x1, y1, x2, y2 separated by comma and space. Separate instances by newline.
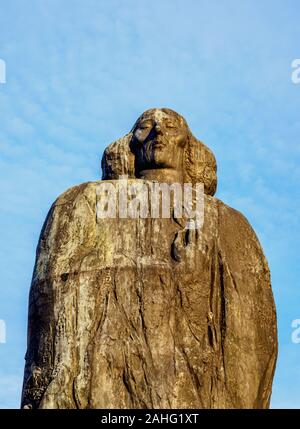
101, 108, 217, 196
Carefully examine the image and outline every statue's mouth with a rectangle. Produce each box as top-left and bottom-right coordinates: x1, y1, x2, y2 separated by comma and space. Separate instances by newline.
152, 141, 166, 149
143, 140, 167, 163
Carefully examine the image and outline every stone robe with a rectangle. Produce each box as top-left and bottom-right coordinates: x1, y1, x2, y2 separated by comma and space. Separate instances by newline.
21, 180, 277, 409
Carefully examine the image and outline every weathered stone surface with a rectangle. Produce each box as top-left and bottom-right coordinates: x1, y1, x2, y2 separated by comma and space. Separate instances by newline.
21, 108, 277, 409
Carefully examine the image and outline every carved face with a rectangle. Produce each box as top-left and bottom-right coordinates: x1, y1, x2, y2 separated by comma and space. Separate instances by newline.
132, 109, 188, 172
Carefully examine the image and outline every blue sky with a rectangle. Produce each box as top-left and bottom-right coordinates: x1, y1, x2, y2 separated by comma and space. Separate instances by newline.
0, 0, 299, 408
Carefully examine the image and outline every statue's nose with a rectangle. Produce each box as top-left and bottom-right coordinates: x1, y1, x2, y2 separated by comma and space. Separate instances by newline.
155, 124, 162, 133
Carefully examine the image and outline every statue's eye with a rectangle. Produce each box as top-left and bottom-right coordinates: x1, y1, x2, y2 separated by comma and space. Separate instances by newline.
139, 123, 151, 130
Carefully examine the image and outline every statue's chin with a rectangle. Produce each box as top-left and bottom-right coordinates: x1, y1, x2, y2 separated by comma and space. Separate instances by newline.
140, 149, 177, 171
152, 151, 173, 168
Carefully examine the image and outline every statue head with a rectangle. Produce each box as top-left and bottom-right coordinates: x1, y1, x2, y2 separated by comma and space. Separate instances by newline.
101, 108, 217, 195
130, 109, 188, 181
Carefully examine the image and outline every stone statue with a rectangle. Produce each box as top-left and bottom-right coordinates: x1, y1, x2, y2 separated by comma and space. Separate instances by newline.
21, 108, 277, 409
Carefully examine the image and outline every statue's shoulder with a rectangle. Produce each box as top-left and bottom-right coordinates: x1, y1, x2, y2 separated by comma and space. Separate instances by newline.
35, 181, 105, 272
52, 180, 103, 207
204, 195, 253, 231
213, 197, 269, 272
214, 197, 253, 231
39, 181, 102, 238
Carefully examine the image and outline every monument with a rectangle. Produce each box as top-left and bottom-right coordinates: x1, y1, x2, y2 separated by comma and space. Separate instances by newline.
21, 108, 277, 409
